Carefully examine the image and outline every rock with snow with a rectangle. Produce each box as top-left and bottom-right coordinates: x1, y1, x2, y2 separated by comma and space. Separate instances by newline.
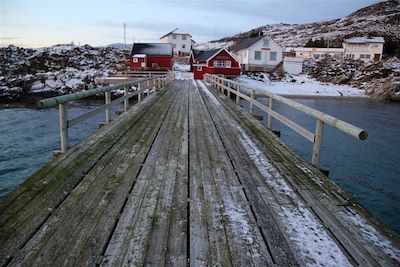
0, 44, 129, 101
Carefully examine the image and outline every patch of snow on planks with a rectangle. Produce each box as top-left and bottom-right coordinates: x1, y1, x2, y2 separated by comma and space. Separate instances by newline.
339, 208, 400, 263
234, 124, 352, 267
196, 81, 222, 107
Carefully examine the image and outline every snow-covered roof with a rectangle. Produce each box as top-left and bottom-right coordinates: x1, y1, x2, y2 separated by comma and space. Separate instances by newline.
160, 28, 192, 39
343, 37, 385, 44
130, 43, 172, 56
133, 54, 146, 58
230, 36, 265, 52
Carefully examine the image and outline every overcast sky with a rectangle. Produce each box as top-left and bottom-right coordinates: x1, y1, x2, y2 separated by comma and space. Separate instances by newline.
1, 0, 382, 47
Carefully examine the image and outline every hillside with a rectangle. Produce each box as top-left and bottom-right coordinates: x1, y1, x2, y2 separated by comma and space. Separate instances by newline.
208, 0, 400, 49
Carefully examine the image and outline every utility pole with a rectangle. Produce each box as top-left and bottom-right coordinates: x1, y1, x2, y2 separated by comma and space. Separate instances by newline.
123, 22, 127, 50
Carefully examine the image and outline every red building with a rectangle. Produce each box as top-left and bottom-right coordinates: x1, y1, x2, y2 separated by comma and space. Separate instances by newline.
189, 48, 241, 80
130, 43, 173, 70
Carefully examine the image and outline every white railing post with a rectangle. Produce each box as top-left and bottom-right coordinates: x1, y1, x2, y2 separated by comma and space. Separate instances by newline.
138, 82, 142, 102
105, 91, 111, 123
227, 81, 231, 98
236, 84, 240, 104
124, 86, 129, 112
59, 103, 68, 153
250, 89, 255, 114
268, 97, 273, 129
311, 119, 325, 166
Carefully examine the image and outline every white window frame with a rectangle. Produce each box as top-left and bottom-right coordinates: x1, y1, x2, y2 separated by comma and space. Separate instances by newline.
360, 54, 365, 59
270, 51, 277, 61
172, 34, 176, 39
365, 54, 371, 59
133, 58, 138, 63
254, 51, 261, 60
225, 60, 231, 68
197, 66, 202, 71
182, 35, 187, 40
263, 39, 269, 47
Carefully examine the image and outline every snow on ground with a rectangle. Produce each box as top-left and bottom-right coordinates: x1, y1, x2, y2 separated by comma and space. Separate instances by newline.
236, 74, 366, 97
173, 63, 193, 80
173, 62, 190, 72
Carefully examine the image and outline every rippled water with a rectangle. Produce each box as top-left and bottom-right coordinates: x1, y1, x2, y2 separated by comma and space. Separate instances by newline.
0, 101, 122, 196
0, 98, 399, 234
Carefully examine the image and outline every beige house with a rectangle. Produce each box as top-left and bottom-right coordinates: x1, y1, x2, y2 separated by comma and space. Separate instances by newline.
160, 28, 194, 56
343, 37, 384, 62
294, 47, 344, 60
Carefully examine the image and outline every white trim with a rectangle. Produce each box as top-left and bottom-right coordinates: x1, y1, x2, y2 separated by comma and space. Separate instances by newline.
205, 48, 240, 65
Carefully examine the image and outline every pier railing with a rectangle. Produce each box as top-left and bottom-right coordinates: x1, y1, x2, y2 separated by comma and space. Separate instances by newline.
37, 73, 175, 154
204, 73, 368, 167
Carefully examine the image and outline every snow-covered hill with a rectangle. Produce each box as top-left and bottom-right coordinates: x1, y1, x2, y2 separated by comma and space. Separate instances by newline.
0, 44, 129, 101
206, 0, 400, 48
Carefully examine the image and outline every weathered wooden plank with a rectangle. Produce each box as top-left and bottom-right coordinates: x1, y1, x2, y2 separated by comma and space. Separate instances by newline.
198, 81, 298, 266
101, 83, 185, 266
194, 80, 274, 266
144, 81, 189, 266
189, 81, 232, 266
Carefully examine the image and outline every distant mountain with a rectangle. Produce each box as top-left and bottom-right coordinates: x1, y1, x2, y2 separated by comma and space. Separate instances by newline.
209, 0, 400, 49
106, 43, 133, 51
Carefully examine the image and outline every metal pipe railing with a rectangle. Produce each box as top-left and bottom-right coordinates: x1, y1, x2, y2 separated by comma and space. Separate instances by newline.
37, 73, 175, 154
204, 73, 368, 167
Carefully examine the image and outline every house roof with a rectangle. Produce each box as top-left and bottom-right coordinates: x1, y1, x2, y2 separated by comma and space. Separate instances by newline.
160, 28, 192, 39
192, 48, 221, 61
230, 36, 265, 52
343, 37, 385, 44
130, 43, 172, 56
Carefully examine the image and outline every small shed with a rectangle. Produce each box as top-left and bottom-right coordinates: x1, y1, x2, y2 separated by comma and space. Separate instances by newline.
283, 57, 303, 75
130, 43, 173, 70
190, 48, 241, 80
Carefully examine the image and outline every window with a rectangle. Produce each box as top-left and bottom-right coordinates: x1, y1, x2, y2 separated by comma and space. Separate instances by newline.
263, 39, 269, 47
182, 35, 187, 40
254, 51, 261, 60
366, 54, 371, 59
197, 66, 202, 71
172, 34, 176, 39
213, 60, 231, 68
270, 51, 277, 61
182, 44, 186, 49
133, 58, 138, 63
360, 54, 365, 58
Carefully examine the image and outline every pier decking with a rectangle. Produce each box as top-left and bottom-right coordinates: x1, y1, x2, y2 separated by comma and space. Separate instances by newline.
1, 79, 399, 266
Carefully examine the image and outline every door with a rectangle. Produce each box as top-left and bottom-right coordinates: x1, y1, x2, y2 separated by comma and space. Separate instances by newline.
373, 54, 380, 62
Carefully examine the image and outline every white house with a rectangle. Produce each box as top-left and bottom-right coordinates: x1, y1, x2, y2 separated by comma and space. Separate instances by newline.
294, 47, 344, 60
160, 28, 194, 56
343, 37, 385, 62
230, 35, 283, 72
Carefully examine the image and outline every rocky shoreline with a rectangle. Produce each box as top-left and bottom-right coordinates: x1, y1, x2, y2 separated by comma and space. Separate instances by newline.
304, 57, 400, 101
0, 44, 129, 102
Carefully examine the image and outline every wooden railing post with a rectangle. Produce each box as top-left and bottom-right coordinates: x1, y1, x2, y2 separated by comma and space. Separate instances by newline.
311, 119, 325, 166
59, 103, 68, 153
105, 91, 111, 123
268, 97, 273, 129
250, 89, 255, 114
227, 81, 231, 98
138, 82, 142, 102
124, 86, 129, 112
236, 84, 240, 104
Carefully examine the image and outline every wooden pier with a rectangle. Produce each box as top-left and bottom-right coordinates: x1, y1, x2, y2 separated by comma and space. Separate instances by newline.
1, 79, 399, 266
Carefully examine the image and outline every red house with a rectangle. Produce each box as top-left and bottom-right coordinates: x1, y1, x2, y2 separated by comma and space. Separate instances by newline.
189, 48, 241, 80
130, 43, 173, 70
